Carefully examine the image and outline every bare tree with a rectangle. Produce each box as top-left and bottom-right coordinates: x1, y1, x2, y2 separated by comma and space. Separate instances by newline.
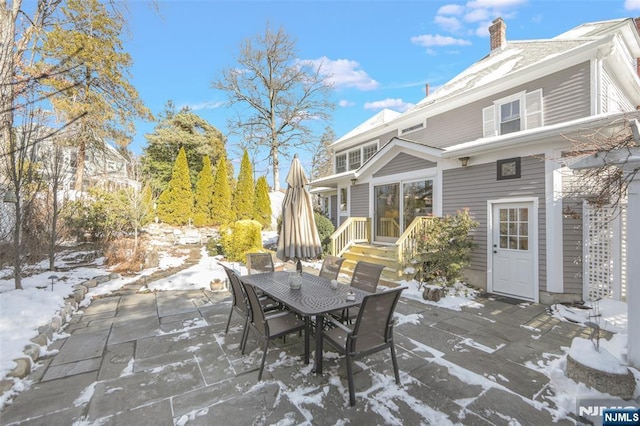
212, 23, 334, 191
0, 104, 47, 289
562, 116, 639, 209
39, 135, 71, 271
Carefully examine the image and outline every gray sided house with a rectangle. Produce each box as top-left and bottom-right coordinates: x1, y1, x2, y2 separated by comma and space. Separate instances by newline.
310, 17, 640, 304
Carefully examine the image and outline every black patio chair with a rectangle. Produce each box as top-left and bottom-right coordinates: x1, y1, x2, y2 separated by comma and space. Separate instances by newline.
350, 261, 386, 293
222, 266, 279, 351
246, 253, 275, 275
318, 255, 345, 281
332, 261, 386, 323
321, 286, 405, 406
241, 281, 306, 381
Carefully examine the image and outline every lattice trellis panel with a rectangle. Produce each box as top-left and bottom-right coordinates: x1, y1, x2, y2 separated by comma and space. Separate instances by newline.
583, 202, 627, 302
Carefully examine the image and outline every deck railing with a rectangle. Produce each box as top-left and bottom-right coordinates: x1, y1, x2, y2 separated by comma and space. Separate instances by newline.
395, 216, 433, 267
330, 217, 370, 256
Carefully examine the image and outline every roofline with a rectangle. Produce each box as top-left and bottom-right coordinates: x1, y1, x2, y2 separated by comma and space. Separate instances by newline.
442, 111, 640, 157
334, 33, 620, 148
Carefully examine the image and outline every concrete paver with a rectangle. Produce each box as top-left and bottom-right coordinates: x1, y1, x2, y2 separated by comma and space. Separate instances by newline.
0, 287, 596, 425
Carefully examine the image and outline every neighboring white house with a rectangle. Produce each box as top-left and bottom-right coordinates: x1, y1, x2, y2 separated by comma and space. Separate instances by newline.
311, 17, 640, 304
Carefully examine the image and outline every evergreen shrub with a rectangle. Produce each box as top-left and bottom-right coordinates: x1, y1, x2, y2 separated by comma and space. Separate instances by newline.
220, 219, 264, 262
314, 211, 334, 255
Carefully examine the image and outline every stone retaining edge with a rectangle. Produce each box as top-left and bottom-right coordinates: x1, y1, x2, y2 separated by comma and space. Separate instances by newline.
0, 273, 120, 392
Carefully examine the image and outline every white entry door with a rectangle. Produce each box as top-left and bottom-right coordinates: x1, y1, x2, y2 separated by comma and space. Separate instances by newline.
491, 202, 536, 301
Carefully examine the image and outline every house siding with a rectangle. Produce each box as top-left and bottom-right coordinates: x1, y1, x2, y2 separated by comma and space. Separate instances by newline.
562, 199, 583, 296
350, 183, 369, 217
602, 66, 634, 113
409, 62, 591, 148
330, 195, 338, 227
373, 153, 436, 178
442, 155, 547, 292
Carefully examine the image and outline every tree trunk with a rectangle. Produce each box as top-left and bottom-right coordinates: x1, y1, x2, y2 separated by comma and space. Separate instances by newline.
1, 4, 23, 290
49, 188, 58, 271
0, 5, 15, 164
13, 198, 22, 289
272, 148, 279, 191
74, 137, 86, 192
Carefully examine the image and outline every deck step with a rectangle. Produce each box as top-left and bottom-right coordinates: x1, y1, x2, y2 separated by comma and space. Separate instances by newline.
338, 243, 404, 285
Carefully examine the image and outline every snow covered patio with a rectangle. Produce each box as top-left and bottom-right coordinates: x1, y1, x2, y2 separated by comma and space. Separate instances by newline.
1, 282, 596, 425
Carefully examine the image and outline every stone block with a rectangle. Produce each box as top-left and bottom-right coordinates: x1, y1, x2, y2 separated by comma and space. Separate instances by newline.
31, 333, 48, 347
24, 343, 41, 362
109, 272, 120, 280
72, 286, 86, 303
567, 355, 636, 400
51, 315, 62, 332
37, 324, 53, 340
95, 275, 110, 284
83, 279, 98, 288
8, 357, 31, 378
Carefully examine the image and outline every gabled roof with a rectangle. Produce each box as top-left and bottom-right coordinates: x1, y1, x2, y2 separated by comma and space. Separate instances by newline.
412, 18, 631, 111
334, 108, 402, 143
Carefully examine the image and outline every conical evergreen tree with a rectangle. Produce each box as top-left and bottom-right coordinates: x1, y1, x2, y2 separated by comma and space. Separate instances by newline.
233, 150, 254, 220
211, 153, 235, 226
157, 147, 193, 225
193, 155, 215, 226
253, 176, 272, 230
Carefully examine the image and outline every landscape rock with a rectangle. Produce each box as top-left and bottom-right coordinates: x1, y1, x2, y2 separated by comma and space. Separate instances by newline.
23, 344, 41, 362
8, 358, 31, 379
567, 355, 636, 400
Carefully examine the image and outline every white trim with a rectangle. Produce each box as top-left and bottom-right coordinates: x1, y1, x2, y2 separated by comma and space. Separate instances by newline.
545, 153, 564, 293
590, 57, 601, 115
487, 197, 539, 302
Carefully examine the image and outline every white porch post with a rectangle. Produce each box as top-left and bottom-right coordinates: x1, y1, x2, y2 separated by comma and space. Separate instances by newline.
624, 169, 640, 368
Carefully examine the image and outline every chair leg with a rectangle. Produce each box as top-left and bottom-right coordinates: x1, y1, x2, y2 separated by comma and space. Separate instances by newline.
240, 316, 250, 353
390, 343, 401, 385
224, 308, 234, 334
346, 354, 356, 406
258, 340, 269, 381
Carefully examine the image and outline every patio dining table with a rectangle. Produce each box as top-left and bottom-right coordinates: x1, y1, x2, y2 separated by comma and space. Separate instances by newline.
240, 271, 370, 374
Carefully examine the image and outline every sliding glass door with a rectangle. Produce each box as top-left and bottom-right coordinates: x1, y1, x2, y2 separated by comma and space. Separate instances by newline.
374, 184, 400, 242
374, 180, 433, 243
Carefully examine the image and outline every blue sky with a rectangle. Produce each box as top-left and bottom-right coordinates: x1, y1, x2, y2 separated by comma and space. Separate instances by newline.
124, 0, 640, 187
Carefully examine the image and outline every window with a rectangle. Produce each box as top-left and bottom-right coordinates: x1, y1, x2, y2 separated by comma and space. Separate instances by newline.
499, 207, 528, 250
335, 142, 378, 173
349, 150, 361, 170
335, 154, 346, 173
403, 180, 433, 228
339, 187, 348, 212
363, 143, 377, 162
483, 90, 543, 137
500, 100, 520, 135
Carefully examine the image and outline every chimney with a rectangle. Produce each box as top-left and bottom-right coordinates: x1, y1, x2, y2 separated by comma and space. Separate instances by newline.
489, 17, 506, 51
425, 83, 430, 97
635, 17, 640, 77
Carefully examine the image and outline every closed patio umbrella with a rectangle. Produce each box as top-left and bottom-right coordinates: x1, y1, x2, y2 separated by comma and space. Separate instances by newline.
276, 154, 322, 261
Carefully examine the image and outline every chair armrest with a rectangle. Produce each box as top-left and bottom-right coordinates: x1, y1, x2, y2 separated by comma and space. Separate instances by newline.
324, 315, 353, 333
265, 310, 290, 320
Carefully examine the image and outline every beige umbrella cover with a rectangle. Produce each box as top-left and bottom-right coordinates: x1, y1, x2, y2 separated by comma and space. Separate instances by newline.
276, 154, 322, 260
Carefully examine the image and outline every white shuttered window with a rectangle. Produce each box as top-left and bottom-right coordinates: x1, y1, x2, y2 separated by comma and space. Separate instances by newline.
483, 89, 544, 137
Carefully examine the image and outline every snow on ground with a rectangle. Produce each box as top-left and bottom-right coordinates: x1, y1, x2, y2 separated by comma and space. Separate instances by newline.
0, 215, 637, 418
